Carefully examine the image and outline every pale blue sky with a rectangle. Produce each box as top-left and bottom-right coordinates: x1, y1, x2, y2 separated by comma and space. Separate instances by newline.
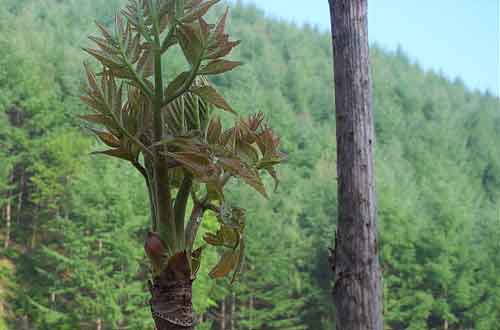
231, 0, 500, 97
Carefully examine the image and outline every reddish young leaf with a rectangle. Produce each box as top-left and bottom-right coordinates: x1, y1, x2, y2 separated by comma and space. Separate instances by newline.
198, 60, 242, 75
177, 23, 204, 65
165, 71, 190, 100
181, 0, 220, 23
191, 86, 235, 114
92, 148, 133, 162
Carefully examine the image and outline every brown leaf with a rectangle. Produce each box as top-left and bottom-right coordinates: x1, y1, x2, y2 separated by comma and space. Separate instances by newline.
214, 7, 229, 38
137, 48, 154, 78
88, 36, 120, 55
209, 250, 239, 279
165, 151, 215, 179
92, 130, 121, 148
218, 158, 268, 198
80, 114, 115, 128
95, 20, 114, 43
165, 71, 190, 100
177, 23, 204, 66
204, 40, 241, 60
206, 116, 222, 144
181, 0, 220, 23
80, 95, 103, 113
198, 60, 242, 75
83, 48, 123, 69
92, 148, 133, 162
191, 86, 235, 114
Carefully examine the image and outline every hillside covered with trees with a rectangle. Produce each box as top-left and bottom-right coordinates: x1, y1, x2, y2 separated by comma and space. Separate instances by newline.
1, 0, 499, 329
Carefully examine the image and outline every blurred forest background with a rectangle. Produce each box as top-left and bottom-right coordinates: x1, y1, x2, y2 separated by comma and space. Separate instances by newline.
1, 0, 500, 329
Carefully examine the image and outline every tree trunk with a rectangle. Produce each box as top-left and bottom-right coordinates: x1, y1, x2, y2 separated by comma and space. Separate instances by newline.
328, 1, 383, 330
230, 292, 236, 330
3, 198, 11, 249
149, 252, 194, 330
221, 297, 226, 330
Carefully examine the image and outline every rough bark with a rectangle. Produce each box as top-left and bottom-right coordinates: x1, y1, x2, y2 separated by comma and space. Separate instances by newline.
328, 1, 383, 330
149, 252, 194, 330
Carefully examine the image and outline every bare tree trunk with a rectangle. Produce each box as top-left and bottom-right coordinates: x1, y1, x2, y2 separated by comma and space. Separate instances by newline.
328, 1, 383, 330
221, 297, 226, 330
249, 295, 254, 330
230, 292, 236, 330
96, 318, 102, 330
3, 198, 11, 249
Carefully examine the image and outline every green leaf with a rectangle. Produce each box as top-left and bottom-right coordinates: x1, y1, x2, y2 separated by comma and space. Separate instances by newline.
191, 86, 235, 114
198, 60, 242, 75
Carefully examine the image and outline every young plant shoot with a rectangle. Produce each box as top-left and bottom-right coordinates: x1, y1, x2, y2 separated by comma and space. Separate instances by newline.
79, 0, 286, 328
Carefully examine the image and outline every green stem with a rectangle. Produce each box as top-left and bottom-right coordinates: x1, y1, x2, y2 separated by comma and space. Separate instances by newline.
151, 17, 177, 251
162, 56, 203, 107
174, 172, 193, 249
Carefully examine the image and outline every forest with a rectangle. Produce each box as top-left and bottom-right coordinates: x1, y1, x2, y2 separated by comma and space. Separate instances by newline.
1, 0, 500, 329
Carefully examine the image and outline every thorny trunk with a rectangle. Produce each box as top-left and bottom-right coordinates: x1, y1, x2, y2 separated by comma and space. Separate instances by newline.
328, 0, 383, 330
149, 252, 194, 330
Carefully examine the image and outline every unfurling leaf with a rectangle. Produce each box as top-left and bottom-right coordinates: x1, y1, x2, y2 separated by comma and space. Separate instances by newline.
136, 47, 154, 78
206, 116, 222, 144
198, 60, 242, 75
191, 86, 235, 114
209, 250, 239, 279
